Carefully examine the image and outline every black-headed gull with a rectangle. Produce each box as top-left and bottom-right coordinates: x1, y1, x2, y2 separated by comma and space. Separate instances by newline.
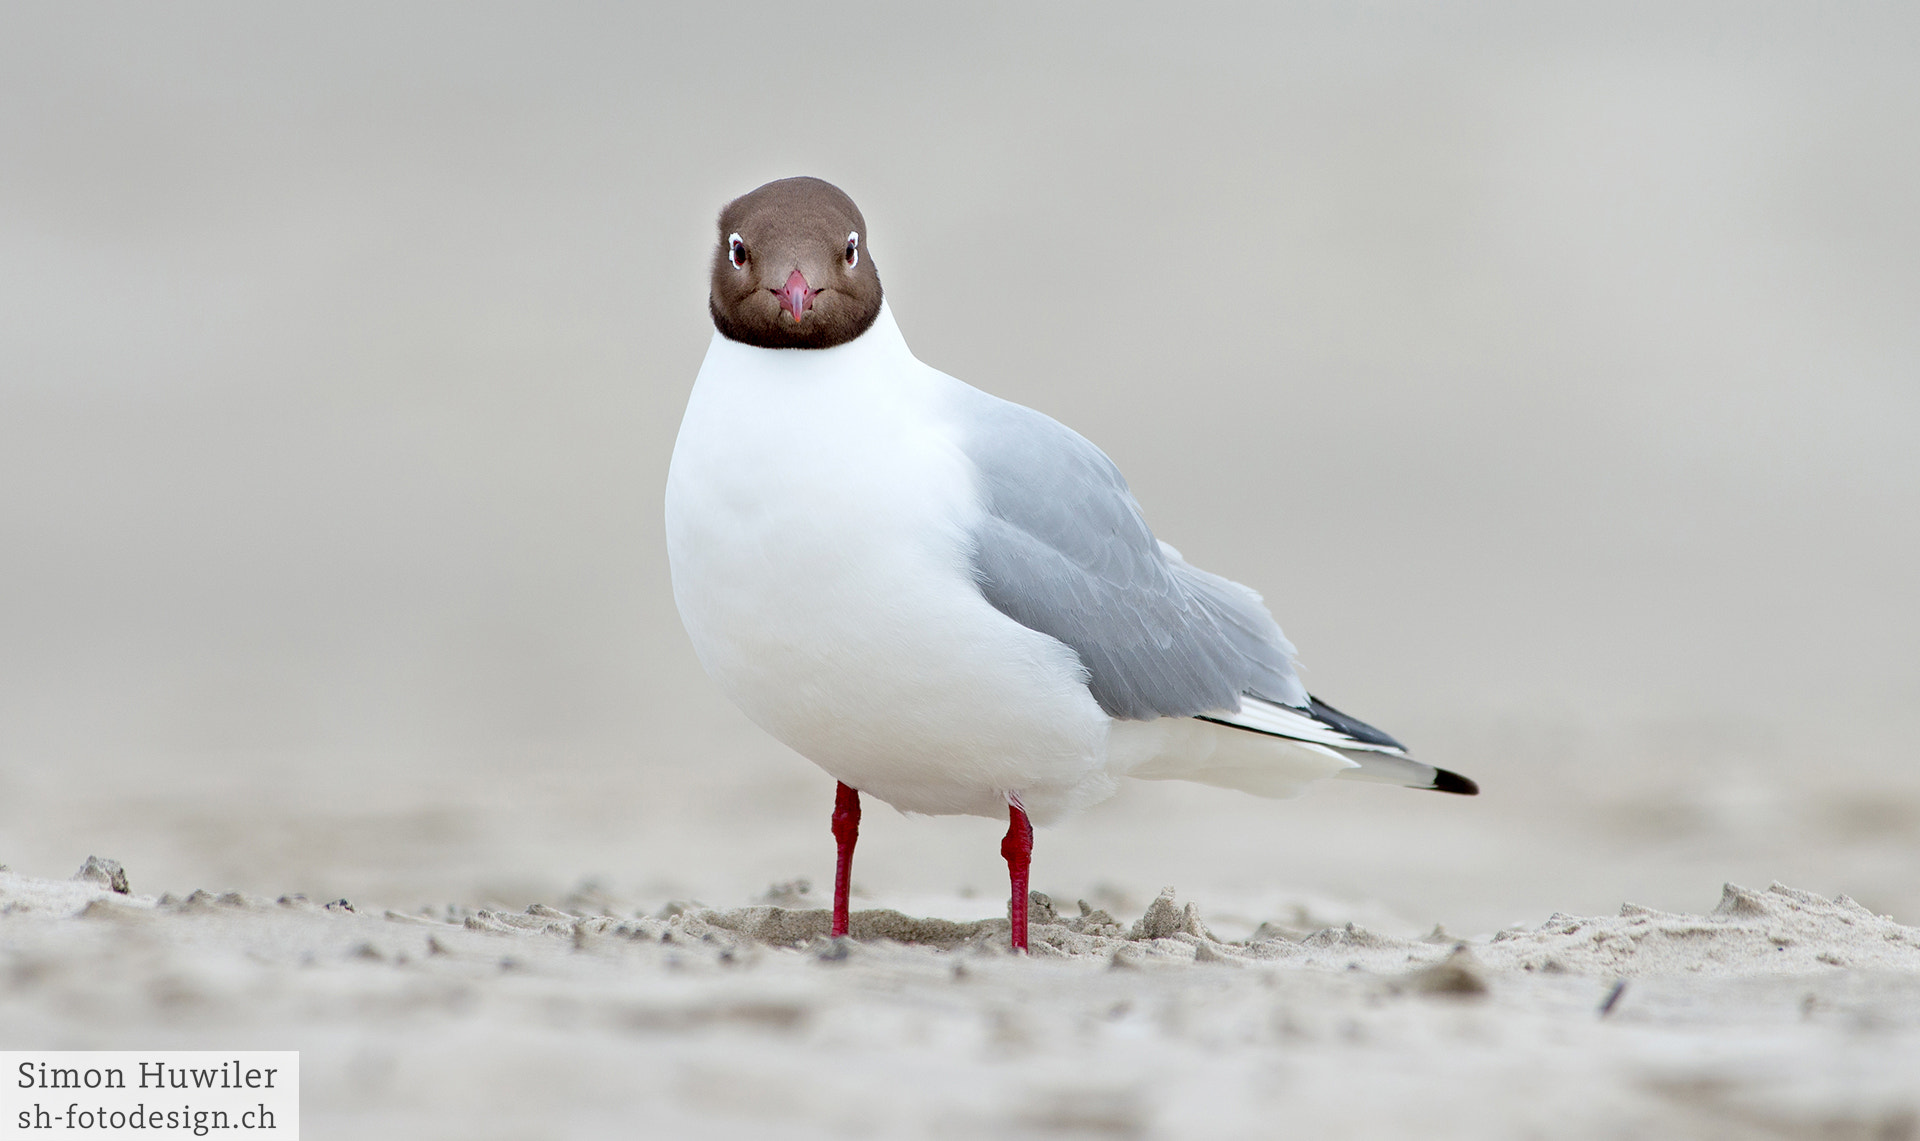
665, 176, 1476, 952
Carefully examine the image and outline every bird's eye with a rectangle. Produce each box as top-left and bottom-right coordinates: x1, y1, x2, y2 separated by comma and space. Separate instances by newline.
728, 233, 748, 268
845, 231, 859, 269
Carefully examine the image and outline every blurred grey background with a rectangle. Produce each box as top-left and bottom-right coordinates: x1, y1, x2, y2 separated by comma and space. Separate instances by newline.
1, 2, 1915, 933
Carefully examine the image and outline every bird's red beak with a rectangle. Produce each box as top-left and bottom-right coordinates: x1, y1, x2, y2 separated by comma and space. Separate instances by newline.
776, 269, 816, 323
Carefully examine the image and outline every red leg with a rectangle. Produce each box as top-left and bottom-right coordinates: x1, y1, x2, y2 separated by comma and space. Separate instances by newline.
1001, 796, 1034, 952
830, 781, 861, 938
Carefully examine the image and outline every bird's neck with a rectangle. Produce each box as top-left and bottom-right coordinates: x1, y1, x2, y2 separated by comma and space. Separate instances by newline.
707, 300, 918, 380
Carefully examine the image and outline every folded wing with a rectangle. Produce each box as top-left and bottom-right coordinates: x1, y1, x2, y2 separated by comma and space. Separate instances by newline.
957, 388, 1308, 720
955, 384, 1475, 797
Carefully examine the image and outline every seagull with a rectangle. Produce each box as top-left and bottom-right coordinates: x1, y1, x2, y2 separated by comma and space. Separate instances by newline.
665, 176, 1476, 952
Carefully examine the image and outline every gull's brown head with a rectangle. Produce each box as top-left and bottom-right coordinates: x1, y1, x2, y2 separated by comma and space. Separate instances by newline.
709, 176, 884, 350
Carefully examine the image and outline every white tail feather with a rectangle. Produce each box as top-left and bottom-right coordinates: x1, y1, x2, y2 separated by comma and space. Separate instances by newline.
1199, 695, 1407, 755
1198, 696, 1444, 791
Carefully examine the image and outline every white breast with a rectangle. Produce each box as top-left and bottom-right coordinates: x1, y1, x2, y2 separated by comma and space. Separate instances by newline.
664, 307, 1114, 822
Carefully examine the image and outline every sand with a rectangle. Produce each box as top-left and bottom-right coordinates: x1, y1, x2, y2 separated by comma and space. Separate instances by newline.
5, 863, 1917, 1139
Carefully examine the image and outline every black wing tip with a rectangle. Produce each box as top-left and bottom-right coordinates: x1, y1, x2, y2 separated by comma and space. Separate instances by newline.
1429, 767, 1479, 796
1303, 694, 1407, 752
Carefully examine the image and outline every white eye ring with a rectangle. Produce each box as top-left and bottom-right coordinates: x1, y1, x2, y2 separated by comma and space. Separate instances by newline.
845, 231, 859, 269
728, 232, 747, 269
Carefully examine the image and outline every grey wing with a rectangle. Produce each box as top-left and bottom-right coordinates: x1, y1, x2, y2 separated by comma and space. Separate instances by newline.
957, 388, 1308, 720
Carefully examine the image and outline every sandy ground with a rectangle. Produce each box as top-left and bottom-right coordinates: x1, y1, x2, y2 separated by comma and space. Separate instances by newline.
5, 705, 1919, 1137
3, 4, 1918, 1138
5, 865, 1919, 1140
